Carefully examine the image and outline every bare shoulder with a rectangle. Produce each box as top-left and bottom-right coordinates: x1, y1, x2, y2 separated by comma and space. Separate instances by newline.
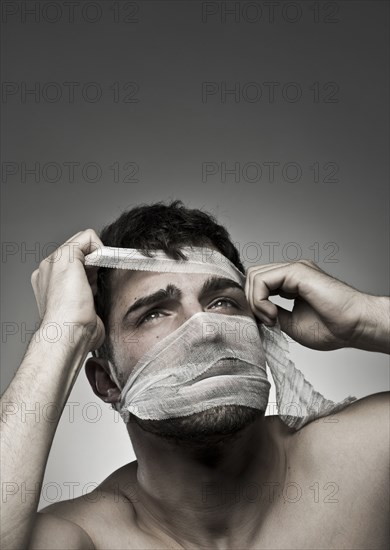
30, 461, 138, 549
301, 391, 389, 454
29, 512, 96, 549
289, 391, 389, 481
271, 393, 389, 549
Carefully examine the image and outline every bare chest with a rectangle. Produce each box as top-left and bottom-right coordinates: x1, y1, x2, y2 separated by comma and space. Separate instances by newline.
87, 479, 388, 550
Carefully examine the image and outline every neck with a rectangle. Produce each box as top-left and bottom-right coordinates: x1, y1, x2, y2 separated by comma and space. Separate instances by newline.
125, 414, 289, 548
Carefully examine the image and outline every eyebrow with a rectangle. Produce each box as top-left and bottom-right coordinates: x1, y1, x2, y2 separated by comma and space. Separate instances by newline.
122, 276, 244, 322
123, 284, 182, 321
200, 276, 243, 296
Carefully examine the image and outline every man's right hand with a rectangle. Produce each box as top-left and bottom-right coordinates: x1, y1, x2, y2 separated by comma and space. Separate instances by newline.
1, 229, 106, 549
30, 229, 105, 352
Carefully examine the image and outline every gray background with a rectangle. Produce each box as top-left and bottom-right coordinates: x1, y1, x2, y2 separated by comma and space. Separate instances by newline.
1, 0, 388, 509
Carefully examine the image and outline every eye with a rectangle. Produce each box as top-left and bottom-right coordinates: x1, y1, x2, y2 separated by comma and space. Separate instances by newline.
209, 298, 238, 310
137, 310, 166, 326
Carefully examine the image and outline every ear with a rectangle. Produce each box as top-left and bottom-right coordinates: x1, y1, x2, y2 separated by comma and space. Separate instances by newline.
85, 356, 121, 404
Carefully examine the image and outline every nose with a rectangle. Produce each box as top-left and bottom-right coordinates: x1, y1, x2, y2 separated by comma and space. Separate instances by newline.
179, 297, 204, 325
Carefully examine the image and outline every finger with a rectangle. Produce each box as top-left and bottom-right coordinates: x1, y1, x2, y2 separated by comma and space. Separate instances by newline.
43, 229, 104, 267
254, 304, 292, 331
31, 269, 39, 293
245, 263, 288, 300
248, 261, 322, 303
245, 263, 287, 313
67, 229, 104, 259
246, 264, 289, 320
251, 300, 279, 325
31, 269, 44, 318
65, 230, 83, 242
275, 305, 293, 334
85, 265, 99, 295
245, 260, 323, 302
247, 263, 314, 325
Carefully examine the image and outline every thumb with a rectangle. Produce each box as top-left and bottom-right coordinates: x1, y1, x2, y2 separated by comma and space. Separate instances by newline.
275, 305, 293, 335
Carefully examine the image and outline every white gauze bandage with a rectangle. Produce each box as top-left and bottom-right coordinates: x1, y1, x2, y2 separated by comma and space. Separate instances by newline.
85, 246, 356, 430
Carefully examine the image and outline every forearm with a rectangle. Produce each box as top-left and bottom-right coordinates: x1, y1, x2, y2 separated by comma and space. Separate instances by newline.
0, 326, 89, 549
354, 295, 390, 354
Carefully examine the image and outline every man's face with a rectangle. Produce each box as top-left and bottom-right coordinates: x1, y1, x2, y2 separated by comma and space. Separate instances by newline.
107, 269, 262, 441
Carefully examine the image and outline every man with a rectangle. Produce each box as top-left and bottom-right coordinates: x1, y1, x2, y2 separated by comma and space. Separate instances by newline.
1, 200, 389, 549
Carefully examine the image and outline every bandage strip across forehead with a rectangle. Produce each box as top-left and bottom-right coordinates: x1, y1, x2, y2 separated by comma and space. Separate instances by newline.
85, 246, 356, 429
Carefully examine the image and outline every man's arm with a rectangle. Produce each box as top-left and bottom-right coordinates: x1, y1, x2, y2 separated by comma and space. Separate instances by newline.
246, 260, 389, 500
355, 294, 389, 353
245, 260, 389, 353
0, 230, 104, 549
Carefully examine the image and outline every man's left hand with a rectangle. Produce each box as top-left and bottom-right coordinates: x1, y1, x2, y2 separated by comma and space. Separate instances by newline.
245, 260, 389, 353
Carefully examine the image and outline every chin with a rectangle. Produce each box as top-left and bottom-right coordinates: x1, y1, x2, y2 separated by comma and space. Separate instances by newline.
129, 405, 264, 445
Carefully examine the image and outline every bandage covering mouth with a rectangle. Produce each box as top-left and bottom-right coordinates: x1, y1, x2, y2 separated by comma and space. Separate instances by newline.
85, 246, 356, 429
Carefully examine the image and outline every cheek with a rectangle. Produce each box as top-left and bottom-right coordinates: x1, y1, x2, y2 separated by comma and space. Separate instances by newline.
111, 332, 156, 379
111, 315, 183, 374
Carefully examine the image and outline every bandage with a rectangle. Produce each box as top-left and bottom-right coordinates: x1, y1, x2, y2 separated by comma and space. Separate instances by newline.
115, 311, 270, 422
86, 246, 356, 429
86, 246, 245, 285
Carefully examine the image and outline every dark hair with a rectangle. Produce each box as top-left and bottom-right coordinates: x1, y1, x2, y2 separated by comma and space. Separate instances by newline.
95, 200, 244, 361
